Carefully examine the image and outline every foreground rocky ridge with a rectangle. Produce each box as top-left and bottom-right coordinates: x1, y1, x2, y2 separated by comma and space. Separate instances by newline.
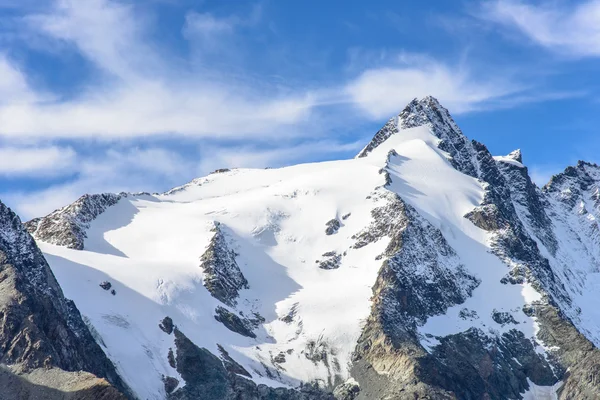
14, 96, 600, 399
0, 200, 129, 399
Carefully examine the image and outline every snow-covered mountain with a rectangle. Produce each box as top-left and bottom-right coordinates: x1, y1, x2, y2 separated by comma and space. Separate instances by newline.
10, 96, 600, 399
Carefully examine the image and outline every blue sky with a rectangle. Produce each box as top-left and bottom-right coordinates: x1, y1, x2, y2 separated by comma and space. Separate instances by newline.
0, 0, 599, 219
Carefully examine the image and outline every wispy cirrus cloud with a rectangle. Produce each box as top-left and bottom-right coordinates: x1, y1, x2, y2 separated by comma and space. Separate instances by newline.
0, 0, 314, 140
0, 145, 76, 176
0, 0, 584, 220
0, 0, 571, 140
480, 0, 600, 58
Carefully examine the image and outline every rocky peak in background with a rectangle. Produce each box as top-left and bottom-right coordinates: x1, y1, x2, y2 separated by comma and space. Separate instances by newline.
543, 161, 600, 208
0, 200, 129, 399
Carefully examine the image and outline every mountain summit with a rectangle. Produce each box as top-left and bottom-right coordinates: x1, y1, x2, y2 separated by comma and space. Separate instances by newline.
9, 97, 600, 399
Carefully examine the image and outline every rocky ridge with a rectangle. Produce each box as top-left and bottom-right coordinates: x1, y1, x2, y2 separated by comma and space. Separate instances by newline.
0, 200, 129, 399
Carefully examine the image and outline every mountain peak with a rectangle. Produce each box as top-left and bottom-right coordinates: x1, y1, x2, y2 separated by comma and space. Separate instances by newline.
543, 160, 600, 195
357, 96, 465, 158
398, 96, 455, 130
507, 149, 523, 163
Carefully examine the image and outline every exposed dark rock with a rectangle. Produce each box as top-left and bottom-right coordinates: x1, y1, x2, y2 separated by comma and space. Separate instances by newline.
333, 379, 360, 400
459, 308, 479, 321
466, 140, 571, 311
495, 151, 558, 255
169, 328, 230, 400
317, 251, 342, 270
218, 344, 252, 378
533, 304, 600, 399
356, 115, 399, 158
273, 352, 286, 364
169, 328, 335, 400
0, 365, 127, 400
325, 219, 341, 235
492, 310, 519, 326
281, 303, 298, 324
200, 222, 249, 306
159, 316, 174, 335
167, 348, 176, 369
24, 193, 122, 250
99, 281, 112, 291
214, 306, 256, 338
163, 376, 179, 394
110, 289, 116, 296
0, 200, 129, 398
352, 192, 479, 332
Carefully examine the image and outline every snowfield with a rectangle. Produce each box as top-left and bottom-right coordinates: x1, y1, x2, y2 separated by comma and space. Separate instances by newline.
37, 122, 565, 399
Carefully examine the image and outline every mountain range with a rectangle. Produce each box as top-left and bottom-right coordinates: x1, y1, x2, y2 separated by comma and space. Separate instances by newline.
2, 96, 600, 399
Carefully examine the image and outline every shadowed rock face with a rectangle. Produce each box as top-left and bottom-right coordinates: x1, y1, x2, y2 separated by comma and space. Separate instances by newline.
200, 222, 249, 306
0, 366, 125, 400
167, 327, 336, 400
214, 306, 256, 338
0, 200, 128, 399
348, 191, 556, 399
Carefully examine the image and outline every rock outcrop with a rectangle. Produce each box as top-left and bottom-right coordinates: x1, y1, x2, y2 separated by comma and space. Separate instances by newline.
200, 222, 249, 306
25, 193, 122, 250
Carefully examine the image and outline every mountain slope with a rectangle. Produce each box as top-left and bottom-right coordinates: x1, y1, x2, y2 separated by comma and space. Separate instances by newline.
24, 96, 600, 399
0, 200, 129, 399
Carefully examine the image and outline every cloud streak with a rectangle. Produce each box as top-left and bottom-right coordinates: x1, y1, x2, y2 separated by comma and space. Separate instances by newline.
481, 0, 600, 58
0, 0, 566, 140
0, 145, 76, 176
343, 55, 525, 119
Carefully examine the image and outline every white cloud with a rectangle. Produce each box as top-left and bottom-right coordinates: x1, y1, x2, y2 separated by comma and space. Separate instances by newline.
0, 146, 76, 176
27, 0, 157, 80
0, 55, 41, 104
344, 56, 524, 119
0, 79, 315, 138
0, 0, 561, 140
481, 0, 600, 57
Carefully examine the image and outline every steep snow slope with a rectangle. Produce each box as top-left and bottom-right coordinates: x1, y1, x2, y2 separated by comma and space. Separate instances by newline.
28, 96, 600, 399
38, 156, 393, 398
